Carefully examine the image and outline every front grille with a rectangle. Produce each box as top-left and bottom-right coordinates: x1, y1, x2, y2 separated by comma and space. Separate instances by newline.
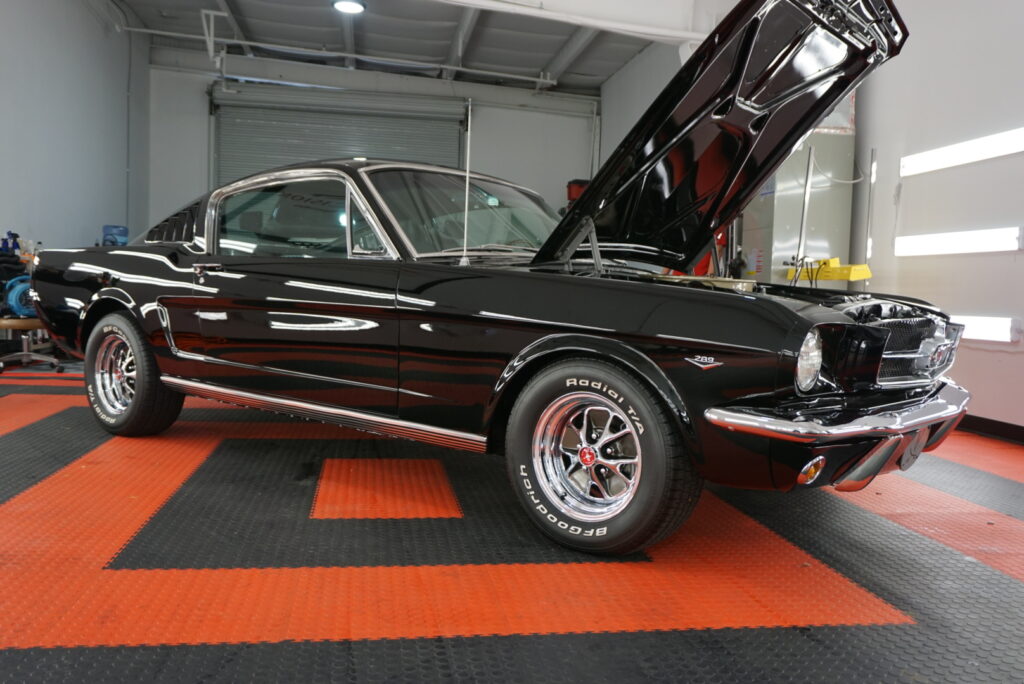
872, 317, 935, 352
877, 356, 917, 381
870, 317, 962, 386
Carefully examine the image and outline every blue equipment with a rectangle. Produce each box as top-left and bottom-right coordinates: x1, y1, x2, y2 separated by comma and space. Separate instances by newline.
4, 275, 34, 318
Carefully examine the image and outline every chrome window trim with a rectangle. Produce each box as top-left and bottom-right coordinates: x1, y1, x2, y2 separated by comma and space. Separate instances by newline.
359, 162, 538, 195
161, 376, 486, 453
358, 165, 553, 260
204, 168, 400, 260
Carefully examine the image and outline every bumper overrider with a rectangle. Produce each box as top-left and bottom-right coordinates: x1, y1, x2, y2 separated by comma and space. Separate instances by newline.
704, 379, 970, 492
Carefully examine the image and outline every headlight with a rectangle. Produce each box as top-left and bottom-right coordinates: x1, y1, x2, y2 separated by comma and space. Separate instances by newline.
796, 328, 823, 392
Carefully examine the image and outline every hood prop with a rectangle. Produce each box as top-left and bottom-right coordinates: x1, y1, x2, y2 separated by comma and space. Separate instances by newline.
554, 215, 603, 274
586, 219, 604, 275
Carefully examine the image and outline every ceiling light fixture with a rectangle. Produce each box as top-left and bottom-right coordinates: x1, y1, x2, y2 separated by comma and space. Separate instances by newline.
333, 1, 365, 14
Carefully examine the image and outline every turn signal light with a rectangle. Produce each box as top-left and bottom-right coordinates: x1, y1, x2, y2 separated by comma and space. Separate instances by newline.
797, 455, 826, 485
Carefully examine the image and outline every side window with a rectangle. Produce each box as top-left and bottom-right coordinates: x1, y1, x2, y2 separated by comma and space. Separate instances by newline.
215, 178, 387, 259
348, 200, 386, 256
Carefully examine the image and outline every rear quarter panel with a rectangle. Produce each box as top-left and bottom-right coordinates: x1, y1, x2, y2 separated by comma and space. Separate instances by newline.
32, 246, 198, 376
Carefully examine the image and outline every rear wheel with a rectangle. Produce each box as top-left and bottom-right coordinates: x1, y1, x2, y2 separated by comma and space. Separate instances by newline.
84, 312, 183, 436
506, 358, 703, 554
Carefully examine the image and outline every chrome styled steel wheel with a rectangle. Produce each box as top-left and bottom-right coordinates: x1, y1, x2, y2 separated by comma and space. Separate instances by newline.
84, 312, 184, 436
508, 358, 703, 554
532, 392, 642, 522
93, 332, 136, 415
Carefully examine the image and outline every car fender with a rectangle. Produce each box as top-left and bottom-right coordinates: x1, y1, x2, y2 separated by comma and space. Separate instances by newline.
78, 288, 139, 349
485, 333, 698, 452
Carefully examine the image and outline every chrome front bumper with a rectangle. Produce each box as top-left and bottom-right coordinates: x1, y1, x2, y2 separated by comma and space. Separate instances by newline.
704, 379, 969, 446
705, 379, 969, 492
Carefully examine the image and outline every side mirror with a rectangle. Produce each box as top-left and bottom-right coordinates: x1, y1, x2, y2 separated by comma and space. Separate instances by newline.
240, 211, 263, 232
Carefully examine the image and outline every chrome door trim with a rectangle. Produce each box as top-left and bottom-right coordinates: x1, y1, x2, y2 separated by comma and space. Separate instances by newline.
161, 376, 485, 452
169, 348, 431, 398
204, 167, 401, 260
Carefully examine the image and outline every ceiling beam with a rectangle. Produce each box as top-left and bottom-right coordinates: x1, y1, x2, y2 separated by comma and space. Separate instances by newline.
151, 47, 598, 116
430, 0, 707, 44
133, 27, 556, 85
441, 7, 480, 80
213, 0, 253, 57
541, 26, 599, 82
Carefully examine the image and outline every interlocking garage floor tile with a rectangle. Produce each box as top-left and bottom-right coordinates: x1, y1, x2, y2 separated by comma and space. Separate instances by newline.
0, 376, 1021, 682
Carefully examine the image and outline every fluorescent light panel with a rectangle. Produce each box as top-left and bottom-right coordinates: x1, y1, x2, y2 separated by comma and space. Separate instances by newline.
900, 126, 1024, 177
949, 315, 1019, 343
894, 227, 1020, 257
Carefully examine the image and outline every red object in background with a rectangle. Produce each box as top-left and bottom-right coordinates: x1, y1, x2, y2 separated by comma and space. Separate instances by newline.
567, 179, 589, 202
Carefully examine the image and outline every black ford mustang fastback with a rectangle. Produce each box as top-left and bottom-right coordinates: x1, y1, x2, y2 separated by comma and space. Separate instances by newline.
33, 0, 968, 554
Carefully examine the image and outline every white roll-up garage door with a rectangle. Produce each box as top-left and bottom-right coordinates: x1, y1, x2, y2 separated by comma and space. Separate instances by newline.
213, 84, 465, 185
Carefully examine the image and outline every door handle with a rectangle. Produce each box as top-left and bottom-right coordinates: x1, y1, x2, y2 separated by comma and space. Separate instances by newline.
193, 263, 224, 276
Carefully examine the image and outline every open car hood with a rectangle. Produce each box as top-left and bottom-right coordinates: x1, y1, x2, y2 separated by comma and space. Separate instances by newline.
533, 0, 907, 272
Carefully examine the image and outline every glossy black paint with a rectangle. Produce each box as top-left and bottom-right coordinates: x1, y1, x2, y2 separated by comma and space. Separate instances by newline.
190, 257, 400, 414
31, 0, 938, 493
535, 0, 907, 272
33, 212, 947, 493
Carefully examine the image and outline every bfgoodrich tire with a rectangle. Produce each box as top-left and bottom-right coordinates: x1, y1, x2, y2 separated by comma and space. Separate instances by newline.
84, 311, 184, 436
506, 358, 703, 555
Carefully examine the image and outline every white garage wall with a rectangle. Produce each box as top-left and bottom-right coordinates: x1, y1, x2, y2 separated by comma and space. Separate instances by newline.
852, 0, 1024, 427
470, 105, 596, 212
599, 42, 686, 164
0, 0, 148, 248
148, 70, 212, 226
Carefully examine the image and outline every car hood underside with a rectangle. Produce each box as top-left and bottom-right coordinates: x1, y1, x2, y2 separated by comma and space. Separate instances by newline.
533, 0, 907, 273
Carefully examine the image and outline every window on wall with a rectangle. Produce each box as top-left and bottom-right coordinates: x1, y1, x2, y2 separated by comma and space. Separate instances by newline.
216, 179, 385, 258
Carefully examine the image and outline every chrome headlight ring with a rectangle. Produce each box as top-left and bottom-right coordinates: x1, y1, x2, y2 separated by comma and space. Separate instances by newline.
796, 328, 823, 392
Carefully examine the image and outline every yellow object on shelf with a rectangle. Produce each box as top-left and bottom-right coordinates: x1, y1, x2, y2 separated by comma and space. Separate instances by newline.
785, 257, 872, 282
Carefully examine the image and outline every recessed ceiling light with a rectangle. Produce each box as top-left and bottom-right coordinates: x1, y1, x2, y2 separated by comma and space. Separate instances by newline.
333, 1, 365, 14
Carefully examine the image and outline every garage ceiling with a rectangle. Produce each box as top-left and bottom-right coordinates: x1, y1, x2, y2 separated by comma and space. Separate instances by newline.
120, 0, 666, 94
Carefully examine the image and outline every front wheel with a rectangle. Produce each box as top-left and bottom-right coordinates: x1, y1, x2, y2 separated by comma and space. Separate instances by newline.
84, 312, 184, 436
506, 358, 703, 555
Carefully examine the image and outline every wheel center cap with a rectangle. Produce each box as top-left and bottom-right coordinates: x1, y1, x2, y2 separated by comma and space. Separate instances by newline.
578, 446, 597, 467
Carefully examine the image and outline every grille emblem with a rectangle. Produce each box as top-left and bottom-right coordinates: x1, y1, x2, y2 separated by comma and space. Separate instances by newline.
929, 342, 953, 367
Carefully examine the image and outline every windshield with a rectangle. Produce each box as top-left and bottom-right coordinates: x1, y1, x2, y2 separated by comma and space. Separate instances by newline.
368, 169, 559, 256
